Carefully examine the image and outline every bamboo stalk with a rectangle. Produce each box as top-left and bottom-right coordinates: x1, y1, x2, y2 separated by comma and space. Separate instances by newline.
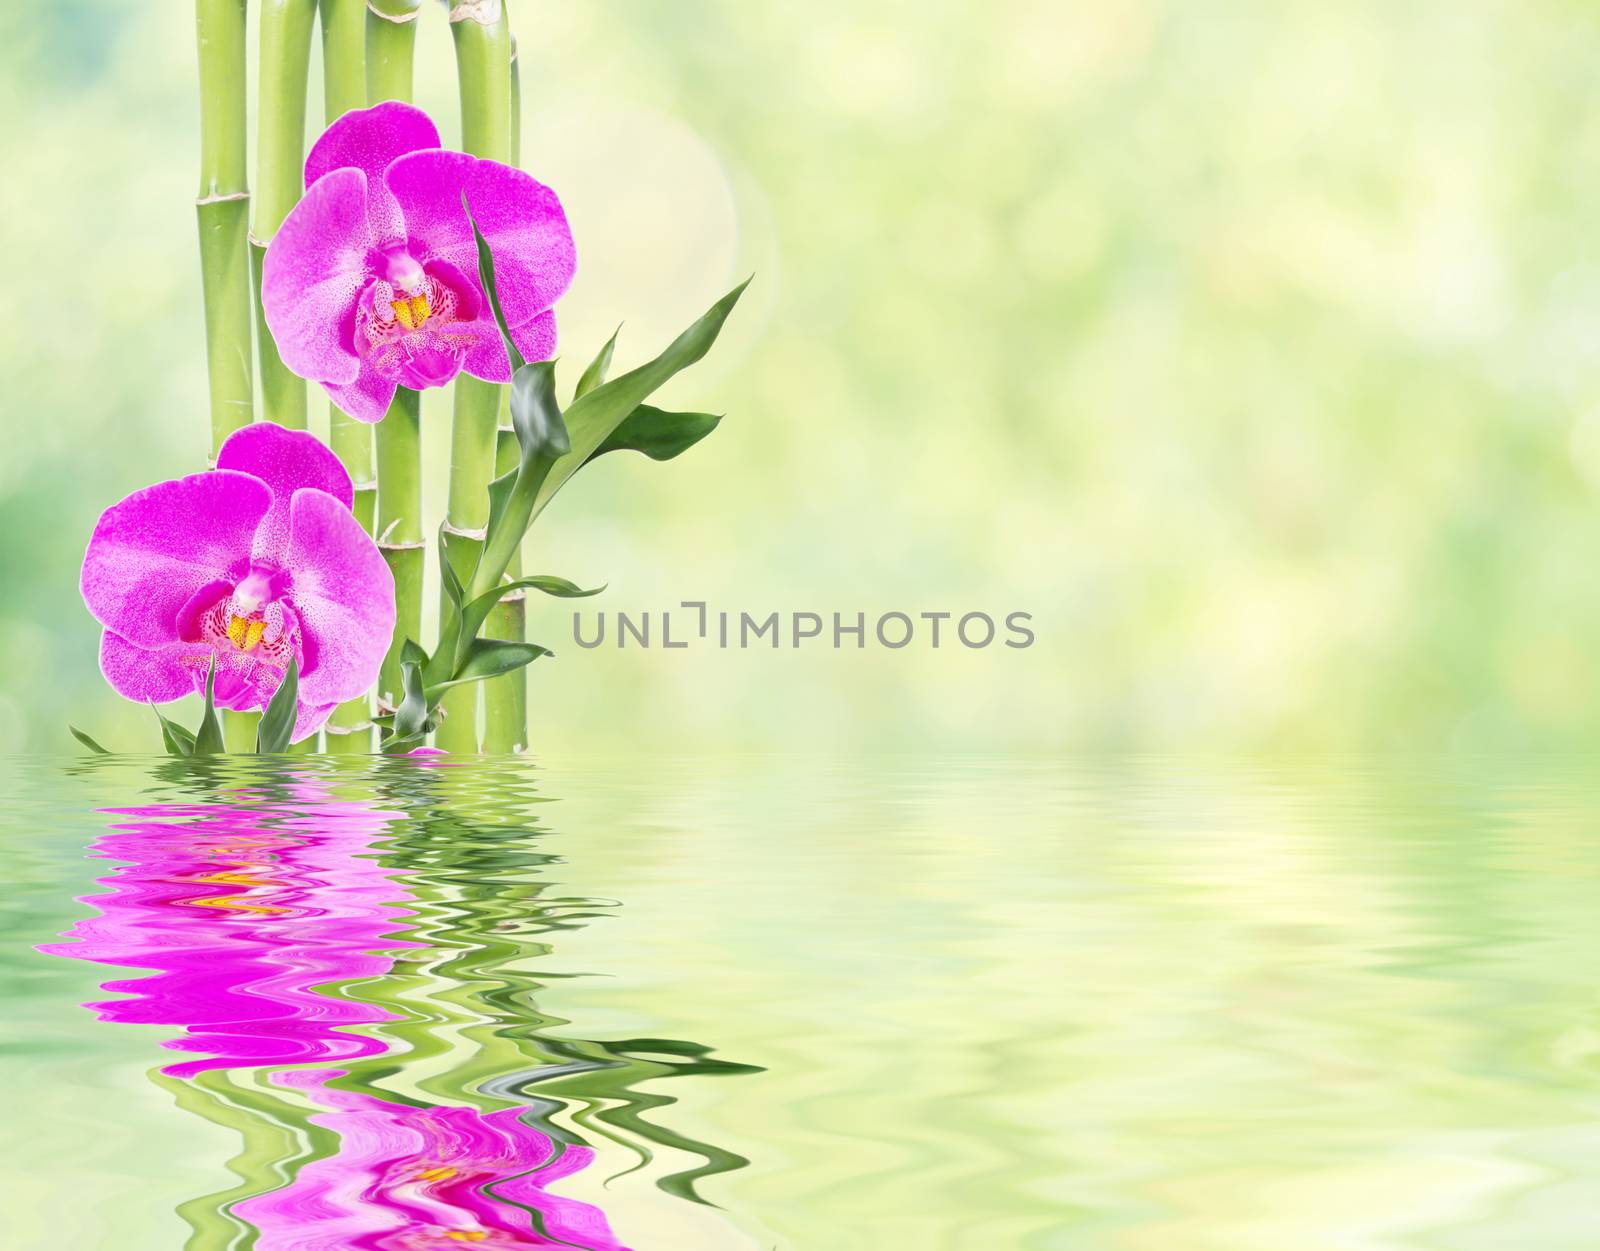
252, 0, 317, 430
375, 387, 423, 712
481, 35, 526, 754
365, 1, 425, 722
367, 0, 421, 102
482, 416, 528, 752
196, 0, 254, 458
436, 0, 514, 754
320, 0, 375, 753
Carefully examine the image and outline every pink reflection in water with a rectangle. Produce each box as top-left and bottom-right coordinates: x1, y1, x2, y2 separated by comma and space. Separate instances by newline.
237, 1070, 630, 1251
39, 783, 630, 1248
38, 787, 421, 1077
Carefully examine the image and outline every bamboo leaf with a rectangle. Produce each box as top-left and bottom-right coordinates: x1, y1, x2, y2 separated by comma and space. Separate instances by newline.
533, 280, 749, 518
510, 361, 569, 465
437, 525, 465, 612
460, 575, 604, 627
401, 638, 430, 669
464, 195, 524, 373
485, 466, 517, 538
68, 725, 111, 755
382, 729, 431, 754
575, 325, 620, 399
149, 703, 196, 757
426, 639, 550, 697
255, 660, 299, 754
193, 654, 225, 755
384, 658, 431, 752
585, 405, 723, 465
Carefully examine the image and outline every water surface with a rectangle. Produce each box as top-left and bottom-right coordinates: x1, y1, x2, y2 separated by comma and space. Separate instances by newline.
4, 755, 1599, 1248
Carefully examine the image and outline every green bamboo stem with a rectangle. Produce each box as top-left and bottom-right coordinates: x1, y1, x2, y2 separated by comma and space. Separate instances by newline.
481, 38, 526, 754
364, 4, 424, 721
375, 387, 423, 712
321, 0, 375, 752
367, 0, 421, 102
436, 0, 514, 753
251, 0, 316, 430
196, 0, 254, 458
481, 418, 527, 753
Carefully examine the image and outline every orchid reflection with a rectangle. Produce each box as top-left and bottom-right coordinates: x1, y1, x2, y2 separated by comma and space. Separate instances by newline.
236, 1069, 625, 1251
39, 777, 417, 1075
38, 763, 751, 1248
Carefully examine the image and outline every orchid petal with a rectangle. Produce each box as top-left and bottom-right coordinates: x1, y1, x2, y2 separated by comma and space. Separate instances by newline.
384, 148, 576, 326
82, 471, 268, 649
322, 359, 400, 426
461, 308, 558, 383
261, 168, 371, 387
284, 488, 395, 706
292, 700, 338, 744
216, 424, 354, 564
305, 101, 441, 244
99, 632, 198, 704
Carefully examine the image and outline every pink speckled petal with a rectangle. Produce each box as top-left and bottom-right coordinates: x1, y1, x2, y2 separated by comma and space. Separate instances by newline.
305, 101, 441, 244
99, 632, 202, 704
385, 148, 576, 326
262, 168, 371, 387
461, 308, 558, 383
321, 359, 399, 426
216, 424, 354, 564
284, 488, 395, 706
82, 471, 268, 649
292, 701, 338, 745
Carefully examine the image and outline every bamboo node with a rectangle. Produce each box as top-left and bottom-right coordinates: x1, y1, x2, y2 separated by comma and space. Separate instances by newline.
367, 1, 420, 22
196, 191, 251, 205
448, 0, 502, 24
325, 720, 374, 735
442, 521, 488, 540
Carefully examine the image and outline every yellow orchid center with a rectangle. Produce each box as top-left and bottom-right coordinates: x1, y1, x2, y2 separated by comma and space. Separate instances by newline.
226, 614, 267, 652
391, 294, 432, 330
415, 1165, 459, 1182
443, 1233, 488, 1243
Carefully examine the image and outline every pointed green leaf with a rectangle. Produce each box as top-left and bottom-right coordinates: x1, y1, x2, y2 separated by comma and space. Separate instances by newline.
192, 654, 225, 755
149, 702, 196, 757
575, 325, 620, 399
255, 660, 300, 754
464, 196, 524, 373
425, 639, 551, 697
385, 658, 432, 752
68, 724, 110, 755
401, 638, 430, 669
437, 525, 465, 612
460, 575, 604, 627
533, 280, 749, 519
586, 405, 723, 465
485, 466, 518, 539
510, 361, 569, 465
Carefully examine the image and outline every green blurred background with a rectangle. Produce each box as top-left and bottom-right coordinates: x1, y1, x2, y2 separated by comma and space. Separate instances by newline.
5, 0, 1600, 754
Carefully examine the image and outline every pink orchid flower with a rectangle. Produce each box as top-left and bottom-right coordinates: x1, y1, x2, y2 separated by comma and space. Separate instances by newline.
237, 1071, 632, 1251
80, 422, 395, 742
262, 101, 576, 423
